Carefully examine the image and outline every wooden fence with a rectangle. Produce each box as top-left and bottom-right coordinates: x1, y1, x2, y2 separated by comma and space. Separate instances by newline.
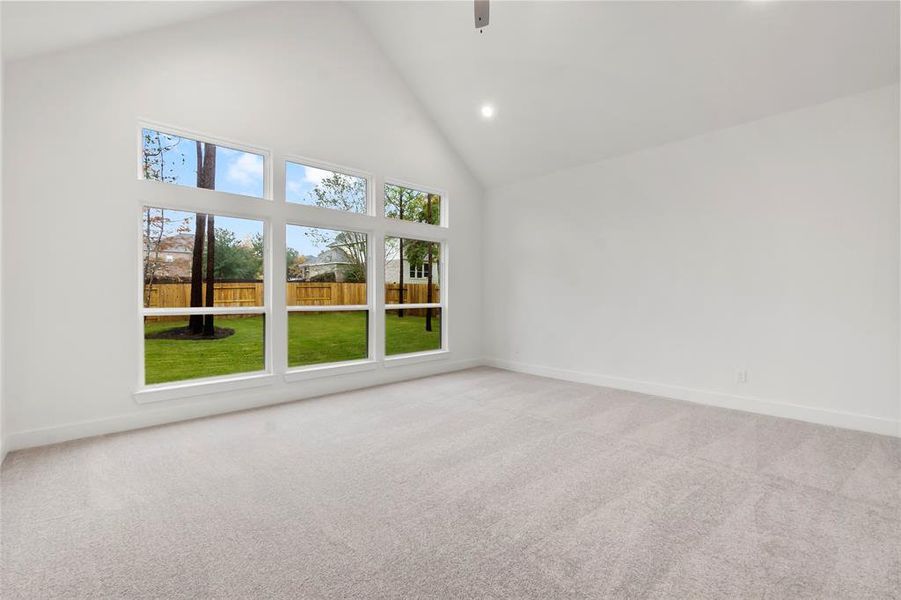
145, 282, 439, 318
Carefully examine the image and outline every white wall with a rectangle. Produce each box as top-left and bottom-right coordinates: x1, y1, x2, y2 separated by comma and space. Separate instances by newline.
484, 85, 900, 436
2, 2, 482, 450
0, 27, 4, 463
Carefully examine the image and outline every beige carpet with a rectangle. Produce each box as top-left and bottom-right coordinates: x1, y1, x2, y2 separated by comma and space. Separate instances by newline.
2, 367, 899, 599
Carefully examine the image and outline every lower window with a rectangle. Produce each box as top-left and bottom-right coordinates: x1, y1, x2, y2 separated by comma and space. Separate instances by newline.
385, 307, 442, 356
143, 313, 266, 385
288, 310, 369, 367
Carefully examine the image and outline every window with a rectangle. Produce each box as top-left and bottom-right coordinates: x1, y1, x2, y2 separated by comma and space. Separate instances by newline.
384, 184, 441, 226
138, 122, 448, 393
385, 237, 442, 356
286, 224, 370, 368
409, 263, 431, 279
141, 128, 265, 199
286, 161, 367, 213
142, 207, 266, 385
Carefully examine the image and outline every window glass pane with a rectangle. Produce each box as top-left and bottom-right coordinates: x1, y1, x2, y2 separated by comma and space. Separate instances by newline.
286, 225, 367, 306
144, 314, 265, 384
288, 311, 368, 367
141, 128, 264, 198
286, 162, 367, 213
385, 308, 441, 355
143, 208, 264, 308
384, 237, 440, 304
384, 184, 441, 225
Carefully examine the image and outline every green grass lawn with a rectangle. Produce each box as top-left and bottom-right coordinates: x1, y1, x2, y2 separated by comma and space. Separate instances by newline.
144, 316, 265, 385
145, 311, 442, 384
385, 310, 442, 356
288, 312, 368, 367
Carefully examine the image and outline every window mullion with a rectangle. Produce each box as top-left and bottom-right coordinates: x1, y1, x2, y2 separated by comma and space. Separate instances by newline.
271, 163, 288, 375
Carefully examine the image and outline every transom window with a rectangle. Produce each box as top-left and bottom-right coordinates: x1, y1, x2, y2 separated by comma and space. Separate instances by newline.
385, 183, 442, 226
142, 128, 265, 199
286, 160, 368, 213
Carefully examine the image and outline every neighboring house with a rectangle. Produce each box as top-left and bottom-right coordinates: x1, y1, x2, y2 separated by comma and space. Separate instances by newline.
143, 233, 194, 281
384, 258, 440, 284
291, 247, 359, 282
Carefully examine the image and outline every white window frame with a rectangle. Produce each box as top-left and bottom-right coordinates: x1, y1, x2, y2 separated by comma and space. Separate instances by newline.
284, 222, 375, 376
133, 121, 451, 402
383, 179, 448, 228
383, 178, 448, 361
409, 263, 432, 279
135, 122, 275, 400
137, 121, 273, 201
284, 156, 372, 216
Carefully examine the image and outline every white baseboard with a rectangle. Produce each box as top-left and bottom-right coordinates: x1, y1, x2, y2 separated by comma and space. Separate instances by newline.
484, 358, 901, 438
4, 358, 483, 454
6, 356, 897, 455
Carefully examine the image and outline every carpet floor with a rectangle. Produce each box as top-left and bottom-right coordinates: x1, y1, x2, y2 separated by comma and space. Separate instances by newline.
2, 367, 899, 599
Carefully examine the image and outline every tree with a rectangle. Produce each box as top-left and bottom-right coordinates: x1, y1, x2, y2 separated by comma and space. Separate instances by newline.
425, 194, 437, 331
305, 174, 368, 282
385, 185, 416, 316
308, 172, 366, 213
385, 186, 440, 326
141, 134, 222, 337
188, 141, 217, 335
212, 229, 264, 280
141, 130, 183, 183
142, 208, 191, 305
142, 132, 188, 306
286, 248, 307, 280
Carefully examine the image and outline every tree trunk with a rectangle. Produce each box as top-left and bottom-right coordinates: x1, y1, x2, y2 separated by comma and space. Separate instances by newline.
425, 195, 434, 332
203, 214, 216, 336
397, 192, 405, 318
189, 212, 206, 334
188, 141, 217, 335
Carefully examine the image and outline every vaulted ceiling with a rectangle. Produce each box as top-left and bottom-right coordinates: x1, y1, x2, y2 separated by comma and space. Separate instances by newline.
351, 1, 899, 187
3, 1, 898, 189
0, 1, 251, 61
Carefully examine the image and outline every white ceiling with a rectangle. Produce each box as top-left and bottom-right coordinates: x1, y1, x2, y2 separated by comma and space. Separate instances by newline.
1, 1, 252, 61
2, 1, 898, 188
352, 1, 900, 187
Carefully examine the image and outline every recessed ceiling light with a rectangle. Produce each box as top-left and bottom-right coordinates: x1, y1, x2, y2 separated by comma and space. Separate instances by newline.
480, 104, 495, 119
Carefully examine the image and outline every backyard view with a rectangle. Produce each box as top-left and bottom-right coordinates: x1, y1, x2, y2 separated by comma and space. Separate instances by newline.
142, 130, 443, 385
145, 311, 442, 384
144, 315, 265, 384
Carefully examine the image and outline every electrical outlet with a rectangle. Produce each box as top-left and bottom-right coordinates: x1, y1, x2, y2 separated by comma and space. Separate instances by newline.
737, 370, 749, 384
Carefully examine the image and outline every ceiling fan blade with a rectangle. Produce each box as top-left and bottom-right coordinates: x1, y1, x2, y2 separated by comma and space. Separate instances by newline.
475, 0, 489, 30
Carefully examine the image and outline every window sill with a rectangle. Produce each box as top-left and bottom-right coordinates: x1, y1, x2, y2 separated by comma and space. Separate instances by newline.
133, 372, 275, 404
284, 359, 378, 382
383, 349, 450, 368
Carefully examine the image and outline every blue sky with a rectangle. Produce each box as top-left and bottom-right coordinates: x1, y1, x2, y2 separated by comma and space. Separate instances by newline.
286, 162, 325, 205
287, 224, 340, 258
144, 130, 265, 199
144, 130, 357, 257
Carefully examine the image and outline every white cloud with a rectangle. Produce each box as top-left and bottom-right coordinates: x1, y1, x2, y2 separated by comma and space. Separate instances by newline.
303, 166, 331, 187
226, 152, 263, 187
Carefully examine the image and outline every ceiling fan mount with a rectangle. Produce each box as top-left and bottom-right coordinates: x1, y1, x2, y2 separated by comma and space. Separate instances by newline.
475, 0, 489, 32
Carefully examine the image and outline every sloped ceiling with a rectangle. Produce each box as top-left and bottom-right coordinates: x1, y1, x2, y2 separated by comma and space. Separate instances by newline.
1, 1, 253, 61
352, 1, 899, 188
3, 1, 897, 190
